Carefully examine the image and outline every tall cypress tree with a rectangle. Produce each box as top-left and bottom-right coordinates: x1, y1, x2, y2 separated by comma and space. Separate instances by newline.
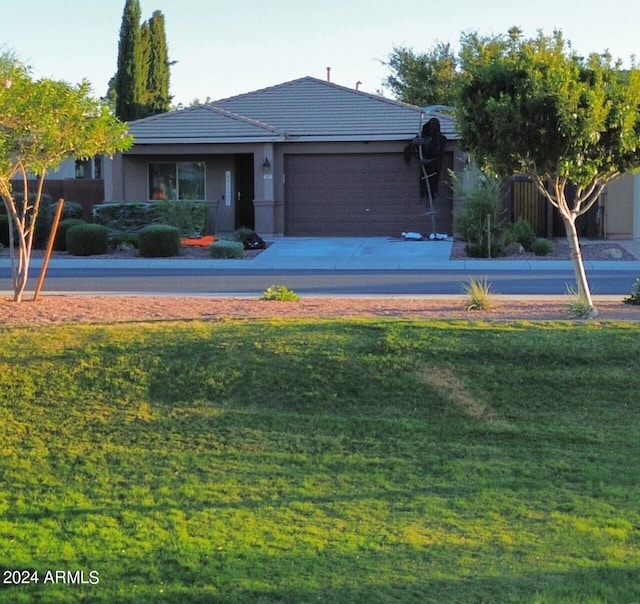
114, 0, 145, 121
144, 10, 171, 115
140, 18, 151, 105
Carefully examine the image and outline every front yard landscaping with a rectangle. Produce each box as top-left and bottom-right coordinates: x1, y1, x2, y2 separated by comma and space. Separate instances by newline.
1, 319, 639, 602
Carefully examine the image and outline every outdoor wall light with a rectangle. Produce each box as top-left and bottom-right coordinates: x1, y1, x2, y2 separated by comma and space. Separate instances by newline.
262, 157, 271, 174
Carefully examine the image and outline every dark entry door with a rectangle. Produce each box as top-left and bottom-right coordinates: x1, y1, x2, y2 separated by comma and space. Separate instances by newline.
234, 154, 255, 230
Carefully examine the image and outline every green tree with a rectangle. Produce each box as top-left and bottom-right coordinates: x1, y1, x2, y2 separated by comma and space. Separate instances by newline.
0, 53, 132, 302
382, 42, 459, 106
142, 10, 171, 115
114, 0, 145, 121
456, 28, 640, 316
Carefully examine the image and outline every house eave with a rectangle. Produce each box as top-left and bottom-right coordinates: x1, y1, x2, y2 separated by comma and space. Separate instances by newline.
127, 135, 285, 146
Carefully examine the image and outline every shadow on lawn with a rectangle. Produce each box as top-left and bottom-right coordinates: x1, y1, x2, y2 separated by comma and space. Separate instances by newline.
3, 562, 637, 603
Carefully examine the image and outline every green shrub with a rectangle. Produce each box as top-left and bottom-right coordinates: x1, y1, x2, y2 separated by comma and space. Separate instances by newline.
94, 201, 208, 238
66, 223, 109, 256
232, 226, 254, 240
454, 172, 507, 258
209, 240, 244, 259
509, 218, 537, 251
12, 193, 55, 249
623, 278, 640, 305
464, 241, 505, 258
531, 237, 554, 256
232, 227, 266, 250
54, 200, 84, 221
0, 194, 55, 249
138, 224, 181, 257
109, 231, 139, 249
155, 201, 208, 237
261, 284, 300, 301
54, 219, 86, 251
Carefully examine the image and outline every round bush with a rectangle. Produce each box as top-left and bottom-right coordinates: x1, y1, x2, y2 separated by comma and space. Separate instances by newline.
138, 224, 181, 258
55, 218, 86, 251
531, 237, 554, 256
209, 240, 244, 259
510, 218, 536, 251
66, 223, 109, 256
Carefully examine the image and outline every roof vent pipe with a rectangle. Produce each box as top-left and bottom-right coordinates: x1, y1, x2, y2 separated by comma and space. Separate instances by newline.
356, 81, 362, 91
326, 67, 331, 82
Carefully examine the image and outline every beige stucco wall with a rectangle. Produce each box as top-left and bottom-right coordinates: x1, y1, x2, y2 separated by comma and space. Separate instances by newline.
604, 175, 635, 239
106, 138, 463, 237
105, 152, 240, 233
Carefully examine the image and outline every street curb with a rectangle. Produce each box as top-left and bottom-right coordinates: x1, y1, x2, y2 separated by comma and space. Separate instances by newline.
2, 258, 640, 272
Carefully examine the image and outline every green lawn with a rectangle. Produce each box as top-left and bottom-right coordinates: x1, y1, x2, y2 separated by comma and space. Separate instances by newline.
0, 318, 639, 603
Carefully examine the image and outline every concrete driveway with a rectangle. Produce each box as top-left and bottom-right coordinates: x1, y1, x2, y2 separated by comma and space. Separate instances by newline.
250, 236, 454, 270
2, 236, 640, 273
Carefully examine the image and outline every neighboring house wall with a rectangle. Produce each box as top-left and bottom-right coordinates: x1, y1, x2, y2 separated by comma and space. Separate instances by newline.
8, 178, 104, 221
604, 175, 634, 239
9, 157, 105, 221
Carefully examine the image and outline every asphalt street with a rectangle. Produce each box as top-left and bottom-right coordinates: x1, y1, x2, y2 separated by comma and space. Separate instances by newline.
1, 237, 639, 297
0, 267, 635, 297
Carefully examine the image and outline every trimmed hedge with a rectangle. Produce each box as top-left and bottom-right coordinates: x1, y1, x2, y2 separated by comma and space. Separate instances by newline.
54, 219, 86, 251
209, 240, 244, 259
138, 224, 181, 258
94, 201, 208, 237
66, 223, 109, 256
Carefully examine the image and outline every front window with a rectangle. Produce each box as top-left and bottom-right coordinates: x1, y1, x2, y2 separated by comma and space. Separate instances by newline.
149, 162, 205, 201
75, 158, 91, 179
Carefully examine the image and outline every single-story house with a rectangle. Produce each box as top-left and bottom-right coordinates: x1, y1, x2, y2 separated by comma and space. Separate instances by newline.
104, 76, 466, 237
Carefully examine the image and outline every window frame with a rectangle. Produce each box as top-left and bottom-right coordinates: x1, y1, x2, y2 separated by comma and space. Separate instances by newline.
148, 161, 206, 201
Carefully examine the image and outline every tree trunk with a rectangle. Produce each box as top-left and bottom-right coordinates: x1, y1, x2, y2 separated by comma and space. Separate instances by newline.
12, 233, 29, 303
13, 263, 27, 303
563, 215, 598, 317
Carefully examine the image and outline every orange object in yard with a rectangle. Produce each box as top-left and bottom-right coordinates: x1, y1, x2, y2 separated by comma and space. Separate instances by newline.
181, 235, 216, 247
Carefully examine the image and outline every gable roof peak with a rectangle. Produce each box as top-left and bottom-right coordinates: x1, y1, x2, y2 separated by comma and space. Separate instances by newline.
213, 75, 421, 111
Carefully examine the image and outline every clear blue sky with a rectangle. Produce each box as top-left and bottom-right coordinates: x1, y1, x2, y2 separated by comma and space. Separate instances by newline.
2, 0, 639, 106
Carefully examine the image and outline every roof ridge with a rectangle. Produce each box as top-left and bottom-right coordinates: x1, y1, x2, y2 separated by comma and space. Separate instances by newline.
299, 75, 423, 112
202, 104, 282, 135
126, 105, 205, 124
212, 75, 422, 113
212, 76, 311, 103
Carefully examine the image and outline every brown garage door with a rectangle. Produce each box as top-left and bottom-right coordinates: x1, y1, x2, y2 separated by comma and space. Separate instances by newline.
284, 153, 452, 236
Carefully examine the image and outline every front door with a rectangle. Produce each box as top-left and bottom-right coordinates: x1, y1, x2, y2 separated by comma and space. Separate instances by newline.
234, 154, 255, 230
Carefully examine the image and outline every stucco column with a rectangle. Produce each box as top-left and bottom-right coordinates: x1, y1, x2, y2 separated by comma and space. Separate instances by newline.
104, 154, 125, 202
253, 143, 282, 236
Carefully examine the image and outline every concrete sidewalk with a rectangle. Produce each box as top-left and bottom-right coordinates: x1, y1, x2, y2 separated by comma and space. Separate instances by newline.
1, 236, 640, 272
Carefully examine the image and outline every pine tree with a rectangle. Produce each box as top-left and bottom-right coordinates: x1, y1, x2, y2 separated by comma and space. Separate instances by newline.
143, 10, 171, 115
114, 0, 145, 121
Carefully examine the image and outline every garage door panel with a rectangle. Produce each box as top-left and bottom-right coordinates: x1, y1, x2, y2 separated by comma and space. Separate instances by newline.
284, 153, 452, 236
